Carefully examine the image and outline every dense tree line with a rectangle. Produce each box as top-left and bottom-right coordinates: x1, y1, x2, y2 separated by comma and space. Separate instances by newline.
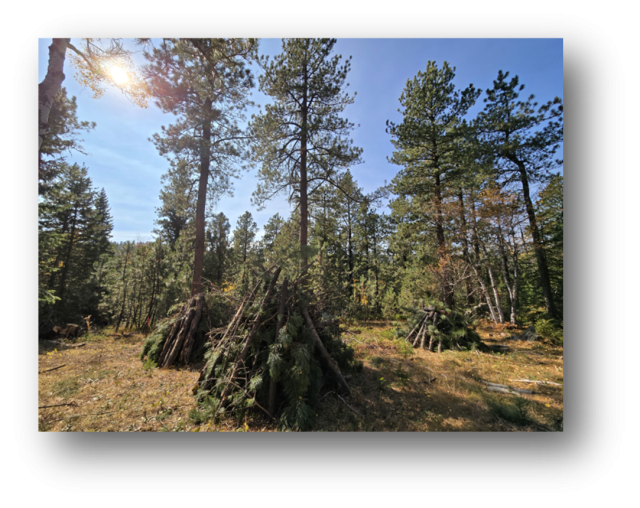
38, 39, 563, 339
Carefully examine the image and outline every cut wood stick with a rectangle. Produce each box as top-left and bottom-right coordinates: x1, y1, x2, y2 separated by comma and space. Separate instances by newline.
485, 386, 534, 395
509, 379, 562, 386
196, 276, 264, 387
39, 364, 66, 374
226, 381, 274, 420
412, 318, 427, 347
302, 307, 351, 396
480, 380, 534, 394
405, 317, 423, 344
39, 402, 78, 409
336, 394, 362, 416
218, 267, 282, 405
180, 293, 205, 364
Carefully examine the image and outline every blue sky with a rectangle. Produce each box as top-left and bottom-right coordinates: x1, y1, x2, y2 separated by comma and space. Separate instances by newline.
38, 38, 563, 243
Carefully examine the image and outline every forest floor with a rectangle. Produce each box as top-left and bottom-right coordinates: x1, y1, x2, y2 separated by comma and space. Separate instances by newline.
38, 320, 563, 432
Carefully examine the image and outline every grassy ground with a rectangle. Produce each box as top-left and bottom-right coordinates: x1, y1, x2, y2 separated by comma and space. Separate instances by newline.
38, 321, 563, 432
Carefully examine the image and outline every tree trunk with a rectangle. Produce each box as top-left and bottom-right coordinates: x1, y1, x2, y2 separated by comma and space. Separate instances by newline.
115, 246, 131, 333
299, 53, 309, 272
468, 195, 499, 323
39, 38, 70, 171
457, 191, 475, 306
57, 204, 80, 306
191, 98, 212, 296
479, 240, 504, 324
434, 172, 453, 308
516, 161, 557, 318
497, 226, 517, 324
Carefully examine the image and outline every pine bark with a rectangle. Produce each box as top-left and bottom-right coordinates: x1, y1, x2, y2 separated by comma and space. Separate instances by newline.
434, 172, 454, 308
158, 293, 206, 368
299, 52, 309, 272
191, 98, 212, 296
515, 160, 557, 318
39, 38, 70, 168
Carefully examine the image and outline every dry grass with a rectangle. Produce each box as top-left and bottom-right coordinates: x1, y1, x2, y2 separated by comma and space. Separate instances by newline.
313, 320, 563, 432
38, 321, 563, 432
37, 330, 270, 432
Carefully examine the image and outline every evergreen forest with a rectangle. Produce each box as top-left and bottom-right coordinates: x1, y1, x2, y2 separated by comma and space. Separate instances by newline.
38, 38, 563, 432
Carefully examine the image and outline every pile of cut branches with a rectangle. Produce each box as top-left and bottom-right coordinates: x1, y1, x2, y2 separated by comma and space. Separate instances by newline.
140, 295, 205, 368
190, 266, 361, 430
403, 303, 485, 352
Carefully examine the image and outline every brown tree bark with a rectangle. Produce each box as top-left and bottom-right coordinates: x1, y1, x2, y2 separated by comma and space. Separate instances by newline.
514, 159, 557, 318
299, 54, 309, 272
434, 172, 454, 308
39, 38, 70, 171
302, 307, 351, 395
191, 98, 212, 296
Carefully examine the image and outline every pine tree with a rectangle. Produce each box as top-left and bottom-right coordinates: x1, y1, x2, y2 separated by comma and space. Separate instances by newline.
39, 163, 108, 324
204, 212, 231, 287
154, 157, 197, 246
144, 38, 256, 296
39, 87, 95, 189
387, 61, 480, 308
475, 70, 563, 318
89, 188, 114, 260
232, 211, 258, 292
250, 38, 362, 270
261, 213, 285, 252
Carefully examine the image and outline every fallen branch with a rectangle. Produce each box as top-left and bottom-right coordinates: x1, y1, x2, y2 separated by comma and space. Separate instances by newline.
336, 394, 362, 417
218, 267, 282, 406
480, 380, 534, 395
39, 402, 78, 409
303, 307, 351, 395
509, 379, 562, 387
39, 364, 66, 374
227, 380, 274, 420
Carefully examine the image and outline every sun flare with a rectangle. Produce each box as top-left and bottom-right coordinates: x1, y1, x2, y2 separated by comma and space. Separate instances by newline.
108, 64, 129, 85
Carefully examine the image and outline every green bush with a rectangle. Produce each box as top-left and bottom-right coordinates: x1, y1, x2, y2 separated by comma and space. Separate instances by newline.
486, 396, 532, 426
535, 318, 563, 345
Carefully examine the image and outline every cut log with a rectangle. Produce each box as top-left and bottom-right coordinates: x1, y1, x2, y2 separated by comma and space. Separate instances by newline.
179, 293, 205, 364
406, 317, 424, 344
302, 307, 351, 396
509, 379, 562, 387
412, 317, 426, 348
218, 267, 282, 405
158, 293, 206, 368
480, 380, 534, 395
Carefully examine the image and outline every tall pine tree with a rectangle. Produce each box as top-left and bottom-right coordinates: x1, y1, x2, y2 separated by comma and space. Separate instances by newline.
475, 70, 563, 318
250, 38, 362, 271
144, 38, 256, 296
387, 61, 479, 307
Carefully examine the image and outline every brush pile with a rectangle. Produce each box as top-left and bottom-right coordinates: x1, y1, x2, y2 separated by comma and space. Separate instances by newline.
146, 265, 360, 430
403, 303, 484, 352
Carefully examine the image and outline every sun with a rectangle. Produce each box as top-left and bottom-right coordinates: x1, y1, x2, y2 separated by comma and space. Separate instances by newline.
108, 64, 129, 85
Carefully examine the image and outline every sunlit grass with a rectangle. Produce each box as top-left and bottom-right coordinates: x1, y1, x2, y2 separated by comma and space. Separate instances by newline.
38, 319, 562, 432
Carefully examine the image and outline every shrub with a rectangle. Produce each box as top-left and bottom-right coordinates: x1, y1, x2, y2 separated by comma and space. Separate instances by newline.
535, 318, 563, 345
